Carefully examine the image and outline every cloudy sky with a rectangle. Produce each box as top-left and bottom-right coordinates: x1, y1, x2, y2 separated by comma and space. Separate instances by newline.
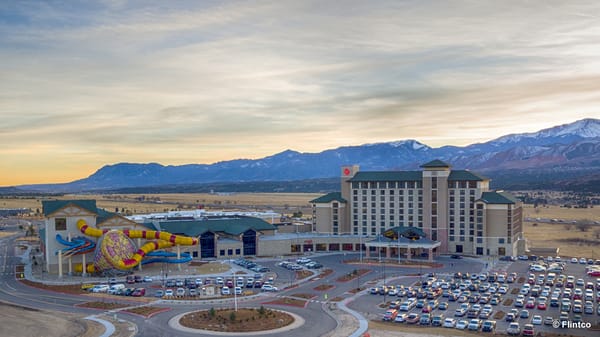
1, 1, 599, 185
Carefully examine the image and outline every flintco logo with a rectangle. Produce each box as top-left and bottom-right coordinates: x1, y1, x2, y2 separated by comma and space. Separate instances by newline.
552, 320, 591, 329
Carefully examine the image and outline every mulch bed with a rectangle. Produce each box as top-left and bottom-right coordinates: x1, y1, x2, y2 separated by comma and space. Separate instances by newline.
123, 306, 169, 318
290, 293, 317, 299
180, 308, 294, 332
262, 297, 307, 308
20, 279, 88, 295
76, 301, 129, 310
295, 270, 313, 280
336, 269, 371, 282
314, 284, 335, 291
493, 311, 505, 320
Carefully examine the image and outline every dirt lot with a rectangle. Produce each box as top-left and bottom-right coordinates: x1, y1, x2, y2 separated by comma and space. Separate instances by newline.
0, 301, 102, 337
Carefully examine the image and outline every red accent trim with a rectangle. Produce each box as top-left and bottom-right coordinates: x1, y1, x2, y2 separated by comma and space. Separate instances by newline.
169, 235, 176, 243
155, 231, 160, 239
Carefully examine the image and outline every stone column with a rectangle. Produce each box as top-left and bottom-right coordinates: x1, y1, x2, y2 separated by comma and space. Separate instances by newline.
58, 251, 63, 278
428, 248, 433, 262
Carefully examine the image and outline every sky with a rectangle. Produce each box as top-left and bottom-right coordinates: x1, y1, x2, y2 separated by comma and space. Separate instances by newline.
1, 0, 599, 186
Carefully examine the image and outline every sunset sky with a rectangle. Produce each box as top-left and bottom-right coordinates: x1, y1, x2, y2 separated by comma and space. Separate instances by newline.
1, 1, 599, 186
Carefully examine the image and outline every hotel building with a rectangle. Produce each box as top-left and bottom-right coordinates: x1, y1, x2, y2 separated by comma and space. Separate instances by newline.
311, 160, 524, 256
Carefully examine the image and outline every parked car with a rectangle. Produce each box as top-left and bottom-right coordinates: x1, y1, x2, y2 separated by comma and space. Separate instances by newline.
443, 318, 456, 328
522, 324, 535, 336
481, 320, 496, 332
383, 309, 398, 321
131, 288, 145, 297
394, 313, 408, 323
507, 322, 520, 336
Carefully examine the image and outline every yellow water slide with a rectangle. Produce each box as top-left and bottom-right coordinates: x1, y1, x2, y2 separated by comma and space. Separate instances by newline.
76, 219, 198, 270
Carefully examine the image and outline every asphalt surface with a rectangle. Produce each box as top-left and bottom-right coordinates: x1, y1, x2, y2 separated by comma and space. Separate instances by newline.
4, 228, 599, 337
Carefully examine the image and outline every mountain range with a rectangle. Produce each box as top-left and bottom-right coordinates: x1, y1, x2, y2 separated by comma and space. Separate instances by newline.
9, 118, 600, 193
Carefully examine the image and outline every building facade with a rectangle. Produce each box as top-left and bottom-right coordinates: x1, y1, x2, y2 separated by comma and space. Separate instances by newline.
311, 160, 524, 256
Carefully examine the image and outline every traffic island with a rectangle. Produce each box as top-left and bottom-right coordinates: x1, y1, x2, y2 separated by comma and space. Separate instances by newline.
171, 307, 305, 335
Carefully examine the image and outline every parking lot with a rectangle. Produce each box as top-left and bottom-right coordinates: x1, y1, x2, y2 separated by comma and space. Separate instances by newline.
369, 256, 600, 336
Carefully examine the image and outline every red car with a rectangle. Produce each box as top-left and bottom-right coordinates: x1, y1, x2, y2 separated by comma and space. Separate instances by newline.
587, 270, 600, 277
537, 302, 547, 310
525, 301, 535, 309
131, 288, 145, 297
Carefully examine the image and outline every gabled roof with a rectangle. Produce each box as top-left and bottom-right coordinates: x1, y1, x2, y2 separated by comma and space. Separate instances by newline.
479, 191, 519, 204
349, 171, 422, 182
42, 200, 97, 217
448, 170, 489, 181
420, 159, 451, 168
310, 192, 346, 204
96, 208, 120, 224
151, 216, 276, 237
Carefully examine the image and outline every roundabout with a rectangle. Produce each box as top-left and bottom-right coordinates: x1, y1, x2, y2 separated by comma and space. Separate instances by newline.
169, 308, 305, 336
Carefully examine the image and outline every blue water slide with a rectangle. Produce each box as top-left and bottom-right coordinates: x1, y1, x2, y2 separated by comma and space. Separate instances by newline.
142, 251, 192, 264
55, 234, 95, 256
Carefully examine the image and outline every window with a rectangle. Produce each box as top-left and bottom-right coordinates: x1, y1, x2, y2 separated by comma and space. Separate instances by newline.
499, 238, 505, 244
235, 249, 240, 255
220, 250, 225, 256
431, 177, 437, 189
228, 249, 233, 255
55, 218, 67, 231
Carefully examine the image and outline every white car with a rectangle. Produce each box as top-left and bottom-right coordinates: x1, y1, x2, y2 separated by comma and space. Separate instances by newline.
176, 287, 186, 296
443, 318, 456, 328
91, 284, 110, 293
571, 257, 578, 263
164, 289, 174, 297
143, 276, 153, 282
394, 313, 408, 323
455, 320, 468, 330
261, 284, 278, 292
221, 286, 230, 295
529, 265, 546, 272
531, 315, 543, 325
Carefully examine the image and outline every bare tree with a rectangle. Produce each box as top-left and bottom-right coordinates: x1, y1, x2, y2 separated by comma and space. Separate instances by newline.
575, 219, 593, 232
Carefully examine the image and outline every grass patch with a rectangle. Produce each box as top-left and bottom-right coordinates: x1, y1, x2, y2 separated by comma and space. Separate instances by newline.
263, 297, 307, 308
180, 307, 294, 332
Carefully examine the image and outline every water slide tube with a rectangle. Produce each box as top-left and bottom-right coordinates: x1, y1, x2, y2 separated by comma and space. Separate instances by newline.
55, 234, 96, 257
142, 250, 193, 264
76, 219, 198, 269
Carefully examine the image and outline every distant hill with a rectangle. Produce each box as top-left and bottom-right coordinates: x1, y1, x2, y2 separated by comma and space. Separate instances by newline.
12, 118, 600, 193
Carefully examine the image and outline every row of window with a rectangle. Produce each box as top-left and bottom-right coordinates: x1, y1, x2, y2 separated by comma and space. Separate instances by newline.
350, 181, 478, 189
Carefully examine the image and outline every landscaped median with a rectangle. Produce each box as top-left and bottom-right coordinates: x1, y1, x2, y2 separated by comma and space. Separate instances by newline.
179, 306, 294, 332
336, 269, 371, 282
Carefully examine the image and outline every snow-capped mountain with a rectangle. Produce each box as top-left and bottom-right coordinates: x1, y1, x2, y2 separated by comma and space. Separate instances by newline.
14, 118, 600, 192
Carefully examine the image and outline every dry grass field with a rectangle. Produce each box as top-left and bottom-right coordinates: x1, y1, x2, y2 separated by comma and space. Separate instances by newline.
1, 193, 320, 216
522, 204, 600, 258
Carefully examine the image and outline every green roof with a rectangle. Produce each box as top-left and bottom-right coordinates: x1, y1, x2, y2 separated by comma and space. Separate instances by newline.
310, 192, 346, 204
349, 171, 423, 182
96, 208, 119, 224
448, 170, 489, 181
384, 225, 426, 238
420, 159, 451, 168
42, 200, 97, 217
479, 191, 519, 204
153, 216, 276, 237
